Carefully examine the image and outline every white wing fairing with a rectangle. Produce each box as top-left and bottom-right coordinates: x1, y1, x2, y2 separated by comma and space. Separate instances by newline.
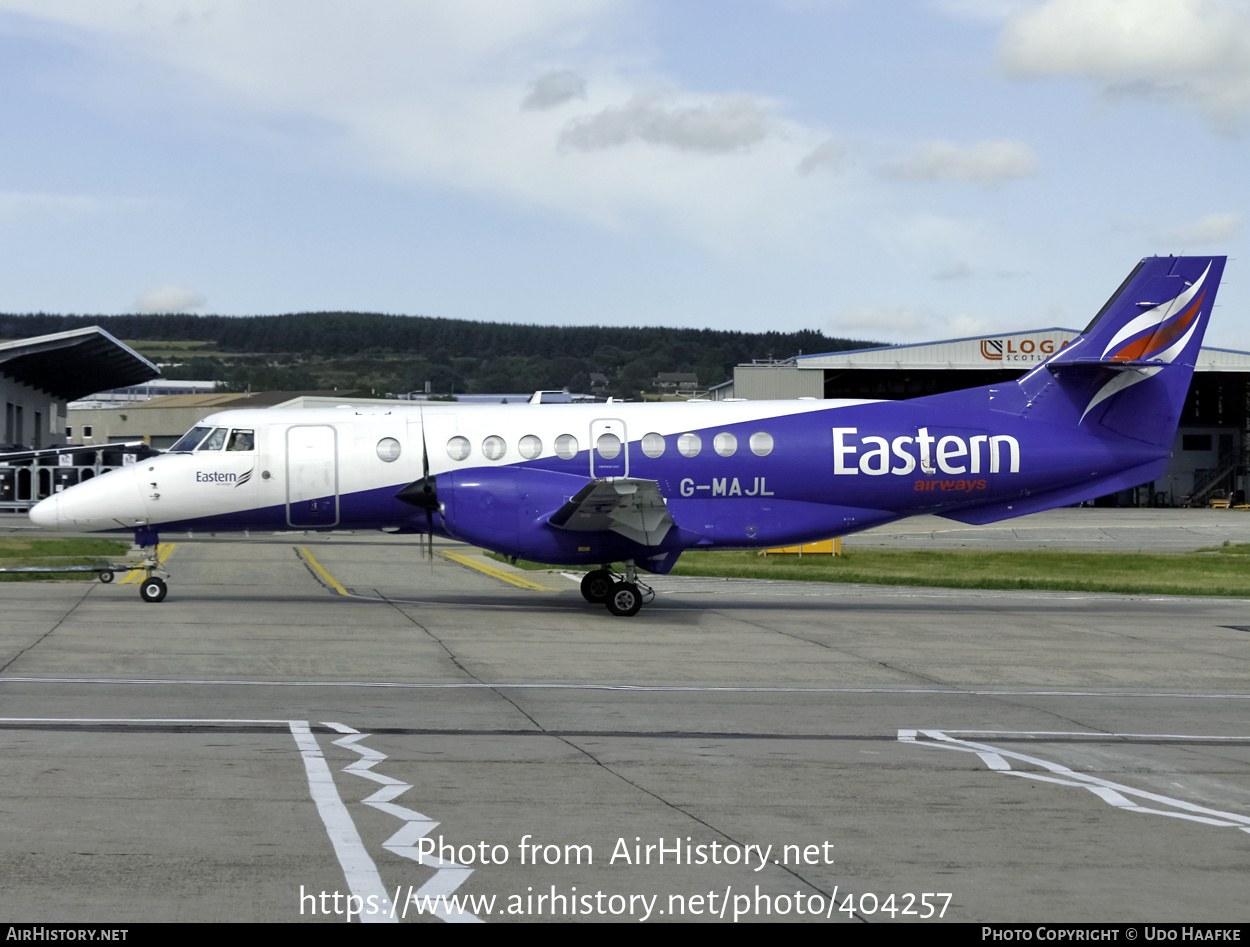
29, 257, 1227, 615
548, 478, 674, 547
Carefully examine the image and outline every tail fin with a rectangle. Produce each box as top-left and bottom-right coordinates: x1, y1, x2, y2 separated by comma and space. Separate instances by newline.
1014, 255, 1225, 447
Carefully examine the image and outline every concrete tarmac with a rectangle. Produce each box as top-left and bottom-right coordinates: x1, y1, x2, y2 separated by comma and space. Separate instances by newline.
1, 513, 1249, 924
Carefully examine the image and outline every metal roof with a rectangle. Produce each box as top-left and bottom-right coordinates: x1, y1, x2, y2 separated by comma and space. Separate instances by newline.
790, 327, 1250, 373
0, 326, 160, 401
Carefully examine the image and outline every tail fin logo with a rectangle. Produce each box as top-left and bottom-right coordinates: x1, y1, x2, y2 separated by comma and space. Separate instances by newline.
1080, 262, 1213, 424
1100, 263, 1211, 366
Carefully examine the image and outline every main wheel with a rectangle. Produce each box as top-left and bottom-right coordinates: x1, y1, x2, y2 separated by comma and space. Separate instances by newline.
605, 581, 642, 617
139, 576, 167, 603
580, 569, 614, 603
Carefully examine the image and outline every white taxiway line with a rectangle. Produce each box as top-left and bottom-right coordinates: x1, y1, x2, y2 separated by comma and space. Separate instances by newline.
4, 678, 1250, 699
900, 728, 1250, 835
290, 721, 399, 923
0, 717, 399, 922
325, 722, 483, 924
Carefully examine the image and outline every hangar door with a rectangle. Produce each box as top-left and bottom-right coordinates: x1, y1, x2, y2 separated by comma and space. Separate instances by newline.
286, 424, 339, 527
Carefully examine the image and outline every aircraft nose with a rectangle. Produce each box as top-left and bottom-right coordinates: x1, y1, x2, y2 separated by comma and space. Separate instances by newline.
29, 467, 149, 532
30, 494, 61, 530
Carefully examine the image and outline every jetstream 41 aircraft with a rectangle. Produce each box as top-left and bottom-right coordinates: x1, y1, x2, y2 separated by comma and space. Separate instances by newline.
31, 255, 1225, 615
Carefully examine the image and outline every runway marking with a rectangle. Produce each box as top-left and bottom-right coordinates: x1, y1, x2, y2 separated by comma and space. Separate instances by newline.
441, 552, 558, 591
900, 728, 1250, 835
117, 542, 176, 584
290, 721, 398, 923
327, 722, 482, 924
4, 678, 1250, 699
0, 716, 397, 922
297, 546, 351, 596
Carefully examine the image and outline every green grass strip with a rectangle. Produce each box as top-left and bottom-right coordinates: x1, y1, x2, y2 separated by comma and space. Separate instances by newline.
487, 544, 1250, 598
0, 537, 132, 582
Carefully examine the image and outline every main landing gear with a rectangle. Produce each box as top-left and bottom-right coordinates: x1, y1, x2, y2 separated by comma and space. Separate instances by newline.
580, 562, 654, 617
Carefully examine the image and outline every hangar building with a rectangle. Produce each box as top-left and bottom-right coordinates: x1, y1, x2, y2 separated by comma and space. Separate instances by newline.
713, 327, 1250, 506
2, 327, 159, 450
1, 327, 159, 509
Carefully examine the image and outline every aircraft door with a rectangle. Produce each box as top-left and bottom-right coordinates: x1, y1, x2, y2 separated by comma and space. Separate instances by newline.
286, 424, 339, 527
590, 418, 628, 478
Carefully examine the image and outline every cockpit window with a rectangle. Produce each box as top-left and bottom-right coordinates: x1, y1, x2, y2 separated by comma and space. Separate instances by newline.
170, 426, 212, 452
198, 427, 228, 451
227, 429, 255, 451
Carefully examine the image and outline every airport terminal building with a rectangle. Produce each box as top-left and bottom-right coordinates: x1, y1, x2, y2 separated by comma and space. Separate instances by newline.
713, 328, 1250, 506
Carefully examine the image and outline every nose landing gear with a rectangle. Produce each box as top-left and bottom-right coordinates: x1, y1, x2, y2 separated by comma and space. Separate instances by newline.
139, 574, 167, 603
133, 528, 169, 603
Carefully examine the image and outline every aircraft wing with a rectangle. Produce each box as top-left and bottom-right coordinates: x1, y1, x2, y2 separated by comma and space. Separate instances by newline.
547, 478, 674, 548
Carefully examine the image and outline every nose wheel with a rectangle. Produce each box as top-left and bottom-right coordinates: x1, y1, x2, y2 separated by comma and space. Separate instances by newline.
133, 531, 170, 603
139, 576, 168, 603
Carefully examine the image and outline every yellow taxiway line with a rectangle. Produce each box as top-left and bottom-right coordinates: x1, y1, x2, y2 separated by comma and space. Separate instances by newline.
297, 546, 351, 597
118, 543, 176, 584
441, 552, 558, 591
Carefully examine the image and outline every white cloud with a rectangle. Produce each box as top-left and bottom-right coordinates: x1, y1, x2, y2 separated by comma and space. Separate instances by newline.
947, 311, 991, 335
884, 139, 1039, 184
831, 302, 996, 343
796, 139, 846, 175
933, 262, 973, 280
0, 1, 852, 250
832, 304, 931, 335
0, 191, 107, 221
133, 285, 206, 313
1159, 211, 1241, 244
929, 0, 1028, 21
999, 0, 1250, 127
559, 92, 770, 153
521, 70, 586, 110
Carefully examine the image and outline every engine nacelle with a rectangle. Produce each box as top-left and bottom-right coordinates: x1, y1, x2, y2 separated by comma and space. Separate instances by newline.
436, 466, 686, 568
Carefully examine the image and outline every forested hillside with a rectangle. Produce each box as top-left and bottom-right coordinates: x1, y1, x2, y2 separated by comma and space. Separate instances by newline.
0, 311, 877, 399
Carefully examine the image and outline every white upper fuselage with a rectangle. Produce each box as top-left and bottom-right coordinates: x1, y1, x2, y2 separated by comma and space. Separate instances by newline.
31, 399, 872, 535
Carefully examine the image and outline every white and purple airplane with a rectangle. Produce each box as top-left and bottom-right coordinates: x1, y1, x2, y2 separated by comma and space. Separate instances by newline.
31, 255, 1225, 615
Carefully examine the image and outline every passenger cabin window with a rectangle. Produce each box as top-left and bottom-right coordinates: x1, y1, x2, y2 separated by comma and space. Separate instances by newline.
713, 432, 737, 457
376, 437, 401, 462
595, 433, 621, 459
518, 435, 542, 459
227, 429, 255, 451
641, 433, 665, 458
447, 436, 471, 461
555, 434, 578, 459
482, 435, 506, 461
749, 432, 774, 456
677, 432, 701, 457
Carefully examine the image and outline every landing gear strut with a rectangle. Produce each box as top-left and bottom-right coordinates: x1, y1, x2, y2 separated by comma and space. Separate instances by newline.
584, 562, 653, 617
134, 527, 168, 603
